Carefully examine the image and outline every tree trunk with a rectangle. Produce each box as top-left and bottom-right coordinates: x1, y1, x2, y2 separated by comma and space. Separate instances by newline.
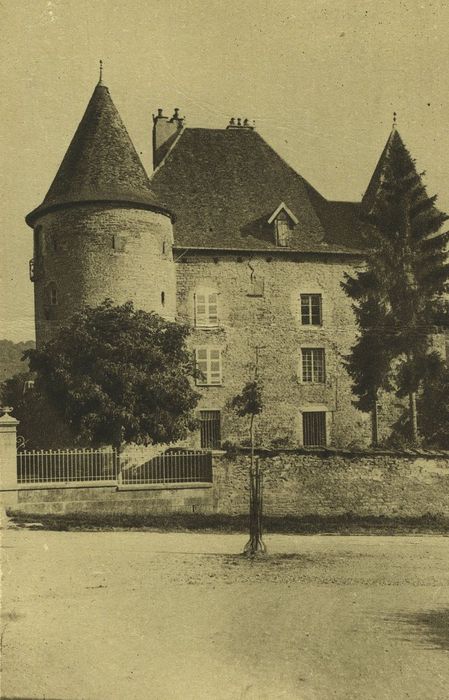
371, 394, 379, 448
243, 415, 266, 557
409, 391, 419, 445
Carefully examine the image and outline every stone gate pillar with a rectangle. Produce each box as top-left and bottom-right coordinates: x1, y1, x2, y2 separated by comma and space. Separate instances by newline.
0, 408, 19, 509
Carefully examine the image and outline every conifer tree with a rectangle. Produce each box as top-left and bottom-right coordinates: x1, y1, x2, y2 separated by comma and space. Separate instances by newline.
341, 268, 394, 446
343, 129, 449, 445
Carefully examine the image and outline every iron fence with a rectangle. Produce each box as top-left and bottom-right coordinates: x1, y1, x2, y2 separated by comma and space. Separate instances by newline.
17, 448, 118, 484
121, 450, 213, 485
16, 448, 213, 486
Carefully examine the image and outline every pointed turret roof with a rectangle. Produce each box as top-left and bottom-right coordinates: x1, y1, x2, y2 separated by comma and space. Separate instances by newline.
26, 82, 169, 225
362, 128, 408, 215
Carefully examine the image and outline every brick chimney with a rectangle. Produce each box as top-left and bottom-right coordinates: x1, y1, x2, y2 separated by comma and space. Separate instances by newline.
152, 108, 184, 169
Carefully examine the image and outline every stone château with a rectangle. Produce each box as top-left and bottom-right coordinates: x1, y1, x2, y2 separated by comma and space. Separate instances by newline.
25, 75, 429, 450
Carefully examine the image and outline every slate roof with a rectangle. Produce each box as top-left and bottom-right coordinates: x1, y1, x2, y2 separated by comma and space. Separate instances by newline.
361, 128, 407, 215
150, 127, 370, 254
26, 83, 167, 226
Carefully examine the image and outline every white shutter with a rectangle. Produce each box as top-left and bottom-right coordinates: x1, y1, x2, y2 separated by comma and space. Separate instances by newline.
209, 349, 222, 385
208, 293, 218, 325
195, 293, 208, 326
195, 348, 208, 385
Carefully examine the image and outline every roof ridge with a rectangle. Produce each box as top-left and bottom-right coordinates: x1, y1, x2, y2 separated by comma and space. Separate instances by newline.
151, 126, 187, 178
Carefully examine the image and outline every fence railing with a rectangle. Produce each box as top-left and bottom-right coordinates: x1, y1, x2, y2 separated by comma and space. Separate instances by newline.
17, 449, 118, 484
121, 450, 213, 485
17, 448, 213, 486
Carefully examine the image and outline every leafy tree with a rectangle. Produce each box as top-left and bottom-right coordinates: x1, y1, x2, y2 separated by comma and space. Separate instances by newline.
24, 300, 200, 450
343, 130, 449, 444
1, 371, 75, 449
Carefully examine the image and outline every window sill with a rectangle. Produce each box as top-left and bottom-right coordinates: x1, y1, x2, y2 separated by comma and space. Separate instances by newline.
298, 380, 327, 385
196, 384, 224, 388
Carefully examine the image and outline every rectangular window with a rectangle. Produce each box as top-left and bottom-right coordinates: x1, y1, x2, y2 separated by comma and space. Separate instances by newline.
200, 410, 221, 449
300, 294, 322, 325
195, 290, 219, 327
303, 411, 327, 446
301, 348, 325, 383
195, 348, 222, 385
113, 234, 126, 252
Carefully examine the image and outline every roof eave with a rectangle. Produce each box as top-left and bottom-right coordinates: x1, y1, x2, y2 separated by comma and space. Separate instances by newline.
172, 244, 364, 257
25, 198, 174, 227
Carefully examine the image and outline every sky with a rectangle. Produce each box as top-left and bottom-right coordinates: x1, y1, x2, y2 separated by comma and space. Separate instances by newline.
2, 0, 449, 342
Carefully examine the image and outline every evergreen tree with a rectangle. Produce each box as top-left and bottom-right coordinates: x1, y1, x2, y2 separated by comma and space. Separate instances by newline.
343, 129, 449, 445
341, 268, 394, 446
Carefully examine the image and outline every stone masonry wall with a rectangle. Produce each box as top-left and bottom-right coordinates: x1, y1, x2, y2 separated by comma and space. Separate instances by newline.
176, 251, 371, 448
12, 450, 449, 519
33, 205, 176, 346
213, 450, 449, 517
15, 484, 213, 516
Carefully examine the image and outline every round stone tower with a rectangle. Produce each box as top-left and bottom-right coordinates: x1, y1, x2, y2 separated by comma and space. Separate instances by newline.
26, 76, 176, 348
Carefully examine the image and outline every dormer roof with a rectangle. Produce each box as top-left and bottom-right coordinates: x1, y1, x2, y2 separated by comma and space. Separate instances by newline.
26, 82, 169, 226
267, 202, 299, 225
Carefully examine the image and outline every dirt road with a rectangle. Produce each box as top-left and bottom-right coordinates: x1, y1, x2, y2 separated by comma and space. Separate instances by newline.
1, 531, 448, 699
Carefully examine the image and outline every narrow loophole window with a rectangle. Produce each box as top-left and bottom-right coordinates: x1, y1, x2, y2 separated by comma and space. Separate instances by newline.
161, 291, 165, 306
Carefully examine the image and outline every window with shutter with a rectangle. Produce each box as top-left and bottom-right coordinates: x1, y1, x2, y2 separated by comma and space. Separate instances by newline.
195, 348, 223, 385
195, 288, 219, 327
275, 217, 290, 247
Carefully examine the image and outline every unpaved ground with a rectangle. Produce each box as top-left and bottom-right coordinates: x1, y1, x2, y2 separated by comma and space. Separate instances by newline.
1, 531, 448, 700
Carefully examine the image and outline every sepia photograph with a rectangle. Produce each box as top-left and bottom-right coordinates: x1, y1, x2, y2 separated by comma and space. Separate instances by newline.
1, 1, 449, 698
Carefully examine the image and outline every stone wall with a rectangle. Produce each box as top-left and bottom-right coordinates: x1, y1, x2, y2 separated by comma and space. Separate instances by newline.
176, 251, 371, 448
15, 483, 213, 516
11, 449, 449, 519
33, 204, 175, 346
213, 449, 449, 517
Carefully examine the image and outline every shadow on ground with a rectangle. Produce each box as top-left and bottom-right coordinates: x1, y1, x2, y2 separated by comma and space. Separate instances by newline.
388, 608, 449, 652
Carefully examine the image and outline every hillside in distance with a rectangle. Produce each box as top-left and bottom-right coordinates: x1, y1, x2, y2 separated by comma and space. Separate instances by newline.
0, 339, 35, 384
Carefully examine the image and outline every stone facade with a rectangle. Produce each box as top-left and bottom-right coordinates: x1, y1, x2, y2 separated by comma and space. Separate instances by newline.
176, 251, 371, 448
33, 205, 175, 346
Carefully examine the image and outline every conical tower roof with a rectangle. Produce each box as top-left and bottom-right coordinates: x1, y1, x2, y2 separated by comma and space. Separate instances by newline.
362, 128, 408, 215
26, 81, 169, 225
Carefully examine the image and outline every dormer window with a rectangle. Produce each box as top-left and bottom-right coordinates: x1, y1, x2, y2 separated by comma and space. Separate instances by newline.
268, 202, 299, 248
275, 212, 291, 247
